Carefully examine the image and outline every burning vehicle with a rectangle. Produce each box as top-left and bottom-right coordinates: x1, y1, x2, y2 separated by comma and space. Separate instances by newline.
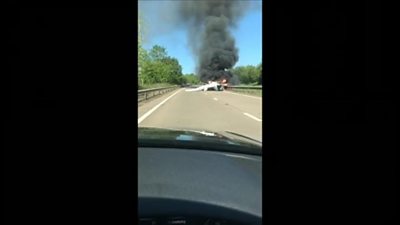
185, 76, 230, 92
185, 81, 223, 92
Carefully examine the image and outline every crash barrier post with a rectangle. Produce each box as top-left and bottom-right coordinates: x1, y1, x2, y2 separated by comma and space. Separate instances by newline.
138, 86, 179, 102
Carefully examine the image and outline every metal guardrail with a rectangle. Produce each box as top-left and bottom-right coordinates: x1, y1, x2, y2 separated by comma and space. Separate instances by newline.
225, 85, 262, 97
226, 86, 262, 90
138, 86, 178, 102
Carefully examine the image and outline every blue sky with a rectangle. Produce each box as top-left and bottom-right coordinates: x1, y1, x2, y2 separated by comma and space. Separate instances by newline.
139, 0, 262, 75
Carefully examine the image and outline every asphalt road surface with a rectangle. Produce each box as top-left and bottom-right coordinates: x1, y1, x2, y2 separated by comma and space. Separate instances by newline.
138, 88, 262, 142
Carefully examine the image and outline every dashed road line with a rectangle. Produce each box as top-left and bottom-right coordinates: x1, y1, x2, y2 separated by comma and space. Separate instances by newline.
243, 112, 262, 122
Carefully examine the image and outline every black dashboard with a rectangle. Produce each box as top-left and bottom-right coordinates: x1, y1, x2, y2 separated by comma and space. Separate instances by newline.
138, 147, 262, 225
139, 216, 243, 225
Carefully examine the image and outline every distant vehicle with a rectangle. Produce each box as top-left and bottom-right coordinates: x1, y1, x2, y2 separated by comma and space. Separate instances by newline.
185, 80, 226, 92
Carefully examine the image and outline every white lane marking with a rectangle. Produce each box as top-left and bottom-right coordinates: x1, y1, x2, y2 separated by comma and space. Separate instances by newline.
225, 91, 262, 100
138, 89, 182, 124
243, 112, 262, 122
213, 97, 218, 101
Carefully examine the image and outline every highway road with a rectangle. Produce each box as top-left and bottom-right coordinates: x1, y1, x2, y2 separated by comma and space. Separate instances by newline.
138, 89, 262, 142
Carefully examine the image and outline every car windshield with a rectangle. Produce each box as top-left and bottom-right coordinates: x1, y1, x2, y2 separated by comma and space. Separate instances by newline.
138, 0, 262, 150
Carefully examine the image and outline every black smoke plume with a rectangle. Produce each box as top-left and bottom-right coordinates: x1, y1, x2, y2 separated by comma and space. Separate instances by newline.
177, 0, 250, 84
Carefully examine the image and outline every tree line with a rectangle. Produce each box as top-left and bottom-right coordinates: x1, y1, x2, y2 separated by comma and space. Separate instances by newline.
138, 16, 185, 89
138, 42, 205, 88
138, 44, 185, 88
229, 63, 262, 85
138, 42, 262, 87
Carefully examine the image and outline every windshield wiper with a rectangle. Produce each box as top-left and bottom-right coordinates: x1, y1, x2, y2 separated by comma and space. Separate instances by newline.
224, 131, 262, 145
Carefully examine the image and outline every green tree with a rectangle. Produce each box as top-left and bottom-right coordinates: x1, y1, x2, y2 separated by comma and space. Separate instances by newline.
231, 64, 261, 85
149, 45, 168, 62
138, 16, 185, 87
138, 15, 149, 87
138, 24, 185, 87
141, 49, 184, 86
184, 74, 201, 84
257, 63, 262, 85
160, 57, 183, 84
